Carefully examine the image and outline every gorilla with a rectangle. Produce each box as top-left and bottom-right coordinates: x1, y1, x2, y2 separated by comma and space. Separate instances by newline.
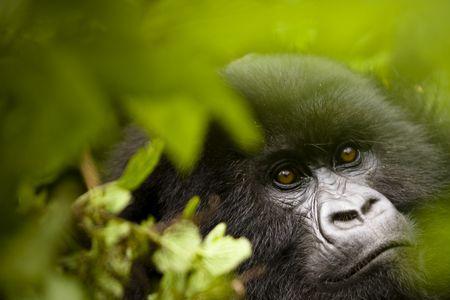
111, 55, 449, 299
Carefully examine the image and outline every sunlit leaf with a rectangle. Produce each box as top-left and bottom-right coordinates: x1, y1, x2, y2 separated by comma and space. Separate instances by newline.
117, 139, 164, 190
182, 196, 200, 219
153, 220, 201, 273
99, 219, 131, 247
89, 183, 132, 214
200, 223, 252, 276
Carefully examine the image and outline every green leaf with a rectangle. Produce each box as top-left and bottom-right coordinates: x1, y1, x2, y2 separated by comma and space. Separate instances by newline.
0, 197, 72, 288
0, 47, 114, 186
182, 196, 200, 219
153, 220, 201, 273
157, 271, 187, 300
117, 139, 164, 190
203, 83, 263, 153
147, 294, 157, 300
186, 269, 233, 299
99, 219, 132, 247
89, 183, 132, 214
200, 223, 252, 276
415, 196, 450, 293
43, 274, 85, 300
185, 269, 213, 297
203, 222, 226, 245
96, 272, 124, 299
125, 95, 209, 171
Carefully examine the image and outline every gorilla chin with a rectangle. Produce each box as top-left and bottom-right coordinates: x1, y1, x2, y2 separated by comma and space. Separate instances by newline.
113, 54, 448, 299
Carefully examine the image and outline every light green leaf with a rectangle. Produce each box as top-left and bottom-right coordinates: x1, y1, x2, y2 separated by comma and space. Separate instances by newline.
153, 220, 201, 273
96, 272, 123, 299
158, 272, 187, 300
89, 183, 132, 214
200, 223, 251, 276
185, 269, 213, 297
99, 219, 131, 247
186, 269, 233, 299
182, 196, 200, 219
117, 139, 164, 190
203, 222, 226, 245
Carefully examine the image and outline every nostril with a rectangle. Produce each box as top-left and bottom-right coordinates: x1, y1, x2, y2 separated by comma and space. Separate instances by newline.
329, 210, 362, 230
361, 198, 378, 215
330, 210, 359, 223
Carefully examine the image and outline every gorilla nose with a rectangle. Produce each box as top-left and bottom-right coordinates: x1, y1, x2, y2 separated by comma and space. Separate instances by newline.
319, 190, 397, 243
328, 198, 380, 229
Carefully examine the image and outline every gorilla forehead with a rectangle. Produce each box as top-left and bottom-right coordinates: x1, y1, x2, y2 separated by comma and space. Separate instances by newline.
224, 54, 413, 149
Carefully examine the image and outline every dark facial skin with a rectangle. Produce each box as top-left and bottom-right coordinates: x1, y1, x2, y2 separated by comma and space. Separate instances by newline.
117, 55, 448, 299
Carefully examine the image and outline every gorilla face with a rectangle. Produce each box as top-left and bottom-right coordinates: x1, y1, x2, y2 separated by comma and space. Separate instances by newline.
241, 140, 418, 298
267, 153, 414, 281
119, 55, 448, 299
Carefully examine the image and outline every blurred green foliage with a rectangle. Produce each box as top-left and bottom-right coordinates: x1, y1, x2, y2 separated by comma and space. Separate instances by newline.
70, 178, 250, 299
0, 0, 450, 299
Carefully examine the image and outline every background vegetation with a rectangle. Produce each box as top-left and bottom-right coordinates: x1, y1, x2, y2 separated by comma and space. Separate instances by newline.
0, 0, 449, 299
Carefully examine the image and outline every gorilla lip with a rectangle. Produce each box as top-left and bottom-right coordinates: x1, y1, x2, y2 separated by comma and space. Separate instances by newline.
327, 241, 412, 283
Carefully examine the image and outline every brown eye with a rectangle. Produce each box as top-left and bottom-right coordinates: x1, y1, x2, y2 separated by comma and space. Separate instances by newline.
336, 144, 361, 166
272, 163, 304, 190
276, 169, 296, 185
340, 146, 357, 162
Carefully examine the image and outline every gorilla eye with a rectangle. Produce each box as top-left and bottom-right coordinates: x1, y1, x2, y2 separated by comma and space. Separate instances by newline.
336, 144, 361, 166
277, 169, 296, 184
272, 164, 303, 190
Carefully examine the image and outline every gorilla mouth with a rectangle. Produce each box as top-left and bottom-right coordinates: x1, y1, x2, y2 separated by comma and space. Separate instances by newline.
326, 241, 412, 283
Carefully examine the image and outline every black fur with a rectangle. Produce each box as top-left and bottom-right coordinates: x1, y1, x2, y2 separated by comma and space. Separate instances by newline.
110, 55, 449, 299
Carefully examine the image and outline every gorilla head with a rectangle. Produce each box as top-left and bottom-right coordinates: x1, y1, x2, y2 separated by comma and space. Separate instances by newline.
118, 55, 449, 299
